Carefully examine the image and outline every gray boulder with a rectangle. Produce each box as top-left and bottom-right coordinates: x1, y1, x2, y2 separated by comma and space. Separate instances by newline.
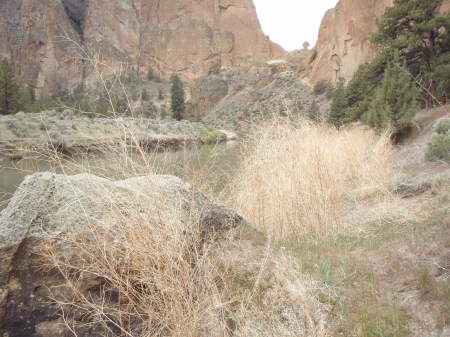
0, 172, 242, 336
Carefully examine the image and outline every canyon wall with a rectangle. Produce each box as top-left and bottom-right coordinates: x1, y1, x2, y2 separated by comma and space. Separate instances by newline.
0, 0, 284, 94
311, 0, 450, 84
310, 0, 393, 84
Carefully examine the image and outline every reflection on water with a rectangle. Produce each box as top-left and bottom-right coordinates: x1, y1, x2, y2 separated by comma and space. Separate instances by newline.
0, 142, 241, 210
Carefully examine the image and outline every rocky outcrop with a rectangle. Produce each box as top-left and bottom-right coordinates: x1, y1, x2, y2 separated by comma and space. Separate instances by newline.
310, 0, 450, 84
310, 0, 393, 83
440, 0, 450, 13
197, 66, 316, 130
0, 172, 242, 336
0, 0, 85, 95
0, 0, 284, 95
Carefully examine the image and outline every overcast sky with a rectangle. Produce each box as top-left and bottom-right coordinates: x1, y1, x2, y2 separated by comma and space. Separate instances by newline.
253, 0, 340, 51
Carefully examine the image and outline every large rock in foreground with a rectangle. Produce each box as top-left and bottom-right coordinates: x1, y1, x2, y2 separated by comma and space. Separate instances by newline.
0, 172, 242, 336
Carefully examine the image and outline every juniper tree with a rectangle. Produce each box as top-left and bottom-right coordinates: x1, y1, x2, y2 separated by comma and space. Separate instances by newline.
372, 0, 450, 101
170, 74, 185, 121
0, 59, 23, 115
367, 60, 418, 136
328, 79, 347, 127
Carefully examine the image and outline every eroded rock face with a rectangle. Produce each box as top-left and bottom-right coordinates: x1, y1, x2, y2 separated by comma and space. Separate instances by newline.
310, 0, 393, 84
0, 0, 284, 94
311, 0, 450, 84
0, 172, 242, 336
0, 0, 84, 96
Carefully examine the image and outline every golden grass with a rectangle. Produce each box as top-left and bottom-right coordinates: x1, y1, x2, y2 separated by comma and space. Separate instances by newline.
34, 120, 329, 336
38, 202, 330, 337
228, 118, 394, 242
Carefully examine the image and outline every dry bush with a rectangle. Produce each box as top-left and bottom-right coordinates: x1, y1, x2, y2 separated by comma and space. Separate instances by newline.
228, 118, 394, 242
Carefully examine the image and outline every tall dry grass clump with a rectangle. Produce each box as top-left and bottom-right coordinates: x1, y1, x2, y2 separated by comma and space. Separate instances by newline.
229, 118, 394, 241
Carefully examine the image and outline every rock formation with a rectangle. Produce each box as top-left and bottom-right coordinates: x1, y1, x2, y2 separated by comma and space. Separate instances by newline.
440, 0, 450, 13
0, 172, 242, 336
0, 0, 284, 95
310, 0, 450, 84
310, 0, 394, 84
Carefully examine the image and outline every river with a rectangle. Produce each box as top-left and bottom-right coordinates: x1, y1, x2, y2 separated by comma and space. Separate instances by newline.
0, 142, 241, 210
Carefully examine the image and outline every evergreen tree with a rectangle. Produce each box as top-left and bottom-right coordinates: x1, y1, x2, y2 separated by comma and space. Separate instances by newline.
372, 0, 450, 99
344, 52, 392, 122
328, 79, 347, 127
0, 59, 23, 115
170, 74, 185, 121
141, 88, 150, 101
366, 61, 419, 136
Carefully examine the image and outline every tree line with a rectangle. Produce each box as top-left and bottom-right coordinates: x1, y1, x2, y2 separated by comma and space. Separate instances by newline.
0, 59, 186, 121
327, 0, 450, 138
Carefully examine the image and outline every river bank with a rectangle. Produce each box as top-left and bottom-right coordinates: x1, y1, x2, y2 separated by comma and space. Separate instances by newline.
0, 110, 228, 160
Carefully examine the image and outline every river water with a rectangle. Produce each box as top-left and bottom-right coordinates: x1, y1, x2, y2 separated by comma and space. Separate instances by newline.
0, 142, 241, 210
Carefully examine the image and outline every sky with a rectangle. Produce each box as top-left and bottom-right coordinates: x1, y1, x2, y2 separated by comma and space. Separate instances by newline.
253, 0, 340, 51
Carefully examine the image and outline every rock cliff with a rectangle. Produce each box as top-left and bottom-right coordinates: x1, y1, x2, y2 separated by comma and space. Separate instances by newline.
0, 0, 284, 94
310, 0, 450, 84
310, 0, 393, 84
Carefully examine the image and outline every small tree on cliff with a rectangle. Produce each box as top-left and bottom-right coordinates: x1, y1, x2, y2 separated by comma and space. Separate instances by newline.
0, 59, 23, 115
170, 74, 185, 121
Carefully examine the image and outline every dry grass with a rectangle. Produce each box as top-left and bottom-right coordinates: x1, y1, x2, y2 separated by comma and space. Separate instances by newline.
33, 122, 329, 336
16, 37, 447, 337
38, 202, 330, 337
228, 118, 394, 242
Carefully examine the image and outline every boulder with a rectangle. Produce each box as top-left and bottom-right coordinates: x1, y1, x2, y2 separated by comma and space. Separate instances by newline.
0, 172, 242, 336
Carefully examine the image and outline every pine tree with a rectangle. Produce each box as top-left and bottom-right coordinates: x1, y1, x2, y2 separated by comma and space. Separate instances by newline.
366, 61, 419, 136
328, 79, 348, 127
372, 0, 450, 101
170, 74, 185, 121
0, 59, 23, 115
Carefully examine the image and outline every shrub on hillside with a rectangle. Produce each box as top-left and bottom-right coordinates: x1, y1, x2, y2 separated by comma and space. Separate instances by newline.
328, 79, 347, 127
313, 80, 333, 96
426, 134, 450, 162
147, 67, 162, 82
366, 60, 418, 136
141, 88, 150, 101
435, 118, 450, 135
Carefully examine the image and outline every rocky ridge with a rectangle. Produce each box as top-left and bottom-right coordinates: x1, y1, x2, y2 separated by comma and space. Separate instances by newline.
0, 0, 284, 95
